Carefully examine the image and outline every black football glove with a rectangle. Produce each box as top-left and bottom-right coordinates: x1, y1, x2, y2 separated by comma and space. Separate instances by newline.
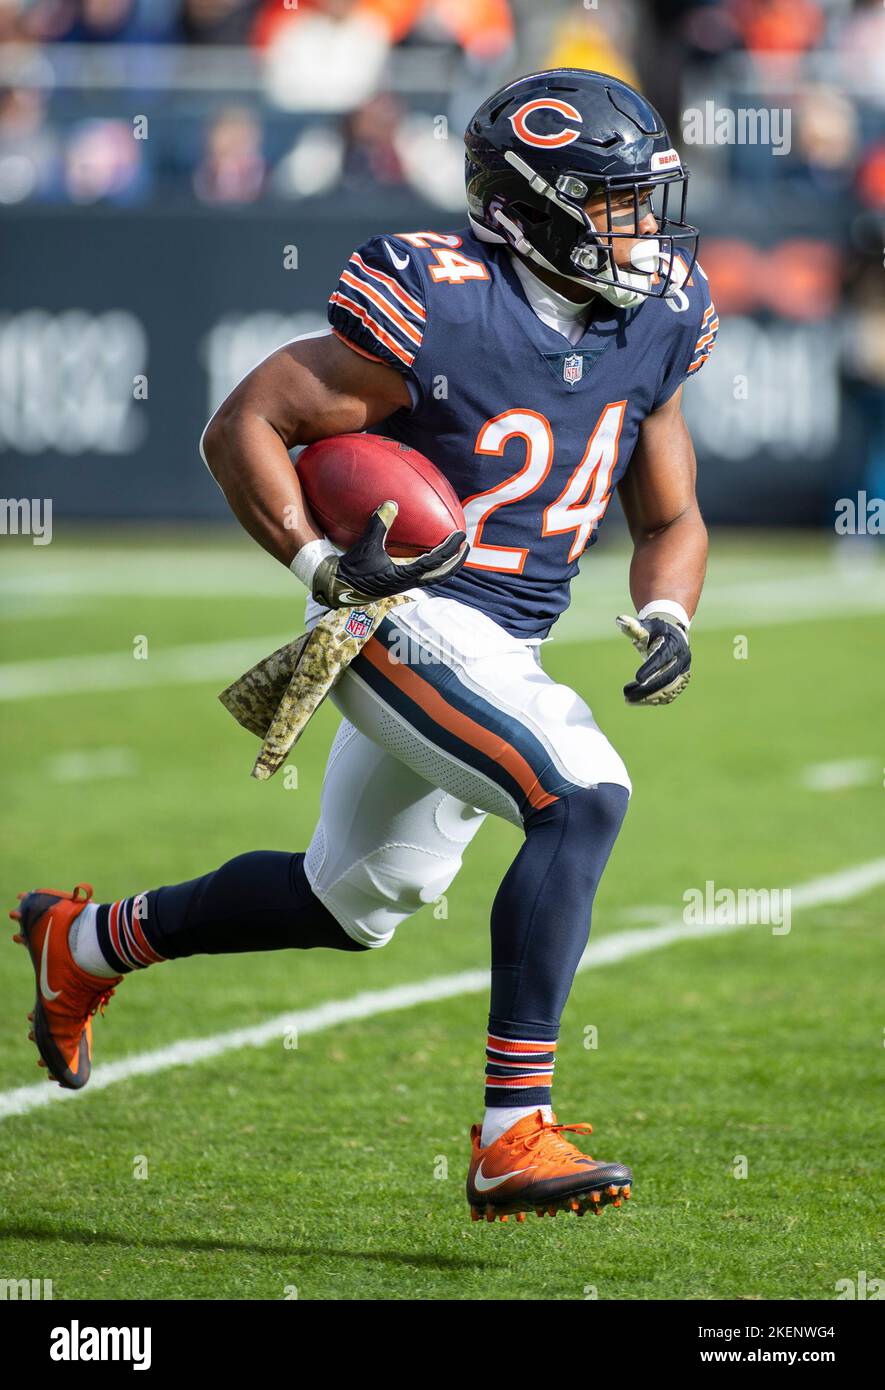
616, 611, 691, 706
312, 500, 468, 610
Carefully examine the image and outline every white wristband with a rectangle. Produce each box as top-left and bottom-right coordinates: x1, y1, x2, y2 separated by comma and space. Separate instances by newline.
289, 537, 338, 590
638, 598, 691, 630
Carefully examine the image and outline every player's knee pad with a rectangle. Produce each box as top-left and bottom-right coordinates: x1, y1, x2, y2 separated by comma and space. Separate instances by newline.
305, 818, 479, 949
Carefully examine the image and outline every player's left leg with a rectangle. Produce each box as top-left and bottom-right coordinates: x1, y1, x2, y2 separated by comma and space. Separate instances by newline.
10, 712, 485, 1091
323, 592, 636, 1219
467, 782, 633, 1221
10, 841, 366, 1089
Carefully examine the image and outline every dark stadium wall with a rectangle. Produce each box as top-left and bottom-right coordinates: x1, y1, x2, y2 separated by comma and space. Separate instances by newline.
1, 203, 844, 527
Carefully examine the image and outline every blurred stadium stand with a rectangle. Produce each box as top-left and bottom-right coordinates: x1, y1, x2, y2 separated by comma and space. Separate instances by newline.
1, 0, 883, 526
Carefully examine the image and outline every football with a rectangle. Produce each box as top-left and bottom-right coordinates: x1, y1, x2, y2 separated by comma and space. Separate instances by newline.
295, 433, 466, 558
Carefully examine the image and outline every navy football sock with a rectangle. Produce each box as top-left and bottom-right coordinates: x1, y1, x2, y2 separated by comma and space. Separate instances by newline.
485, 782, 629, 1110
93, 851, 364, 972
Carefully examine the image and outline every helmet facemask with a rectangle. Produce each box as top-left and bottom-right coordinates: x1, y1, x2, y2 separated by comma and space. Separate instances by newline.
478, 148, 699, 309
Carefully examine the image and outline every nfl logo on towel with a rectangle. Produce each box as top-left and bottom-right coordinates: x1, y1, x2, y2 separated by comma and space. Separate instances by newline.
563, 354, 583, 385
345, 608, 373, 640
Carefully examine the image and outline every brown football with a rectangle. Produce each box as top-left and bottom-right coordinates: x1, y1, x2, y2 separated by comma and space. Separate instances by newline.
295, 433, 465, 558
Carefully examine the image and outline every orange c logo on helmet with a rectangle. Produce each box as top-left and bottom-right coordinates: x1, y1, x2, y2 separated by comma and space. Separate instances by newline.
509, 99, 583, 149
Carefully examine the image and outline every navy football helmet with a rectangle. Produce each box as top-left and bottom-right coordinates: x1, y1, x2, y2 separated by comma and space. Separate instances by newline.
465, 69, 699, 307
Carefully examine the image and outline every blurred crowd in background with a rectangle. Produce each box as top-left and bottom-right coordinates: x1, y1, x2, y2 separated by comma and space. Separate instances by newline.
1, 0, 883, 512
0, 0, 882, 213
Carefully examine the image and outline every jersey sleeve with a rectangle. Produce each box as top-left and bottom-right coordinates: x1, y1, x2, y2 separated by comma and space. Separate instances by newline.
652, 259, 719, 408
327, 236, 427, 401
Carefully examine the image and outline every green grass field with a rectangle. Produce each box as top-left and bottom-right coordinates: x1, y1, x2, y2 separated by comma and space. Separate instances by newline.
1, 529, 883, 1300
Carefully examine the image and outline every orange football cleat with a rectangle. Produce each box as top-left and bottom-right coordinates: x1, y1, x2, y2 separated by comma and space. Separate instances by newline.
10, 883, 121, 1090
466, 1109, 633, 1222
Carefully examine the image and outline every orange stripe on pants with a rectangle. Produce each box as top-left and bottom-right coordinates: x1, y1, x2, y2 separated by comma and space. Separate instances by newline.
360, 637, 558, 813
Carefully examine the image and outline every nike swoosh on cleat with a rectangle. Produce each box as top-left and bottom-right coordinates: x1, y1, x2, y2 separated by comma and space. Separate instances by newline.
40, 919, 62, 1002
474, 1161, 534, 1192
383, 241, 410, 271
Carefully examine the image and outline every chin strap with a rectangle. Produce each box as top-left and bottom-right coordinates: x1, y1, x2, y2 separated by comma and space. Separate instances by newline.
488, 202, 661, 309
493, 207, 650, 309
590, 263, 654, 309
580, 236, 662, 309
589, 272, 646, 310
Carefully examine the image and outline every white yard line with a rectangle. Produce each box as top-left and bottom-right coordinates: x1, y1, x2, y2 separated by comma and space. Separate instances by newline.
0, 636, 293, 702
550, 572, 885, 645
3, 567, 885, 702
1, 857, 882, 1124
0, 549, 820, 598
800, 758, 880, 792
46, 748, 139, 784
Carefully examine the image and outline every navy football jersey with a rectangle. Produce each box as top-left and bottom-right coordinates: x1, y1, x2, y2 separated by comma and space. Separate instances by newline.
327, 227, 718, 640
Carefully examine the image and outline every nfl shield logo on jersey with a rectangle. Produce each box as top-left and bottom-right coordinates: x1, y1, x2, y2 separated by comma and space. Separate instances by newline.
563, 354, 583, 385
345, 607, 373, 640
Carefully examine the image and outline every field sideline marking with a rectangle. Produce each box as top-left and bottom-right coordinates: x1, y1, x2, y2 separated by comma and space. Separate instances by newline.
0, 636, 296, 703
3, 582, 885, 701
1, 857, 883, 1124
800, 758, 879, 792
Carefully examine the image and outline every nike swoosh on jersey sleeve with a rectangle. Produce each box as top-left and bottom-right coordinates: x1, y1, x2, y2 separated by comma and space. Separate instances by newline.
328, 240, 427, 372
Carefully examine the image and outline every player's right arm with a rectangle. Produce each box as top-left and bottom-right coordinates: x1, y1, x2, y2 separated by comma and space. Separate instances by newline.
201, 331, 410, 567
202, 332, 465, 606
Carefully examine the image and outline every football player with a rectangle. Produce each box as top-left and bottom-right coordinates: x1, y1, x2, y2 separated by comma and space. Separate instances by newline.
12, 70, 717, 1222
